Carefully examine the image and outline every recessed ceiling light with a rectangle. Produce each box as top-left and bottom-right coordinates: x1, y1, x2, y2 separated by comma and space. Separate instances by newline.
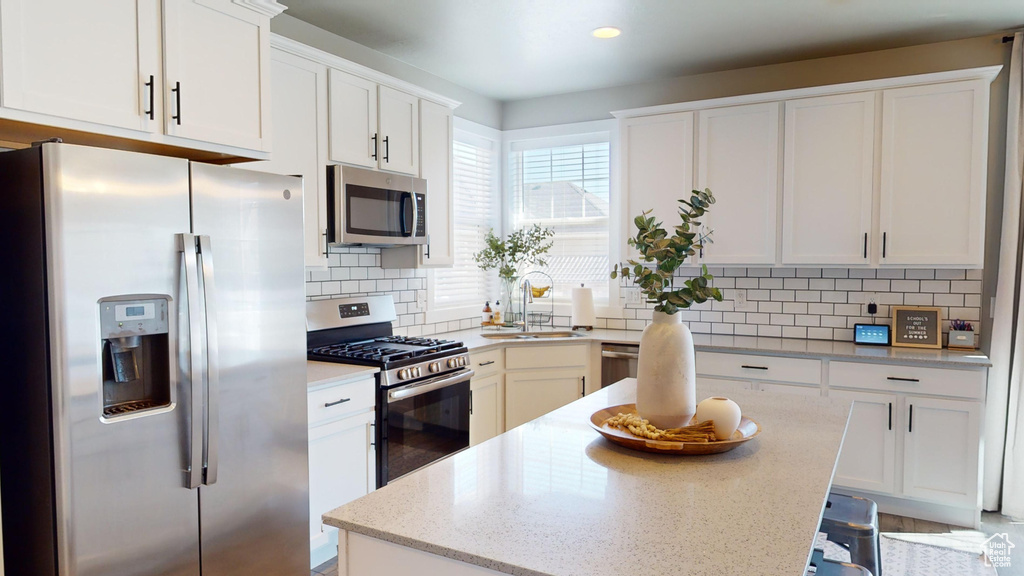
592, 27, 621, 39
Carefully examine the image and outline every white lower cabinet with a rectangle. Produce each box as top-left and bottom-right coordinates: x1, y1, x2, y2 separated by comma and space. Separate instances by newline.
307, 376, 376, 569
470, 373, 504, 446
505, 368, 586, 430
902, 395, 981, 506
828, 360, 985, 525
829, 389, 897, 494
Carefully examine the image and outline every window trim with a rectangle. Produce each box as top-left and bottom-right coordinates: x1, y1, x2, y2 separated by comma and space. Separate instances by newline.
502, 119, 622, 318
425, 117, 503, 325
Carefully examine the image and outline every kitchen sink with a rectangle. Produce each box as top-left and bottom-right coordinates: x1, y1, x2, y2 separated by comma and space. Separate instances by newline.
480, 331, 586, 340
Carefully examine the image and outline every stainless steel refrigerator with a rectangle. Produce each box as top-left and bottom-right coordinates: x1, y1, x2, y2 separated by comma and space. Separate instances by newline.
0, 143, 309, 575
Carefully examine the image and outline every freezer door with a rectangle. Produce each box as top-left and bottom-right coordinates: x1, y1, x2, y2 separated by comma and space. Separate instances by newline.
189, 164, 309, 575
42, 144, 201, 576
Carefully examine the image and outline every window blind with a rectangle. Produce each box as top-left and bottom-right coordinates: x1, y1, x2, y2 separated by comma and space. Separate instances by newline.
509, 141, 611, 303
433, 137, 500, 309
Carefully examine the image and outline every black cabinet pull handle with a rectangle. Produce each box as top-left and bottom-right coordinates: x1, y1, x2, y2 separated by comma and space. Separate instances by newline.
144, 75, 155, 120
370, 422, 375, 448
886, 376, 920, 382
888, 402, 892, 431
863, 233, 868, 259
479, 360, 495, 367
741, 365, 768, 370
324, 397, 351, 408
425, 243, 431, 259
372, 134, 378, 160
322, 230, 329, 257
171, 81, 182, 125
908, 404, 913, 432
882, 232, 887, 258
383, 136, 389, 162
469, 390, 473, 415
581, 376, 586, 398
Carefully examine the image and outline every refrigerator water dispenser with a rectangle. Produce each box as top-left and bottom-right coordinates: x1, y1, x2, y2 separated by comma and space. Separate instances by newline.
99, 296, 171, 419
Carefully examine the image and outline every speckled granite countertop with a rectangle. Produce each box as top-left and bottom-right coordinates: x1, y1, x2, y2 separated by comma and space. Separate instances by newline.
307, 361, 379, 389
442, 327, 991, 368
323, 378, 852, 576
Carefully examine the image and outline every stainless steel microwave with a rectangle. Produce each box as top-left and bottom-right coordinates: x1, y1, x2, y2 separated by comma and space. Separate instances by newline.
327, 165, 428, 246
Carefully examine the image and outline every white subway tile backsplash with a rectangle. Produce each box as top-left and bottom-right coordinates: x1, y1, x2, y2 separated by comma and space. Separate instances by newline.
782, 302, 808, 314
307, 255, 982, 345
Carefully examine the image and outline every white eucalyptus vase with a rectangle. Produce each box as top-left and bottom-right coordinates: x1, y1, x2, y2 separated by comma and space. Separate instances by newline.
636, 310, 697, 429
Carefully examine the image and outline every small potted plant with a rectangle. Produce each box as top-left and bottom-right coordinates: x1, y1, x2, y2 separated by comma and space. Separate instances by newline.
474, 225, 554, 327
611, 188, 723, 428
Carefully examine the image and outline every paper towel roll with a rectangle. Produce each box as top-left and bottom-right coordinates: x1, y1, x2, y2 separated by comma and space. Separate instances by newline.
571, 286, 596, 328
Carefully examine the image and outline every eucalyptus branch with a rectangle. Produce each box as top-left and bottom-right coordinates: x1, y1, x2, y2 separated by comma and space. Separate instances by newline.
474, 225, 555, 282
611, 188, 724, 315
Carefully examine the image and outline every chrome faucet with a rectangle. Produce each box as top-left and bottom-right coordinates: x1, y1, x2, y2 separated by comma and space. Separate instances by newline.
521, 279, 533, 332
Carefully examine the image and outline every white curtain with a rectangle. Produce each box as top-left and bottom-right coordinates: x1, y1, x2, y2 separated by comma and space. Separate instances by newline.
985, 32, 1024, 517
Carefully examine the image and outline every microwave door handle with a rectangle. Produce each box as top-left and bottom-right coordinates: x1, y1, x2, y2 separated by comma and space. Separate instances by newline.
177, 234, 204, 490
399, 191, 414, 237
410, 192, 419, 237
198, 235, 220, 486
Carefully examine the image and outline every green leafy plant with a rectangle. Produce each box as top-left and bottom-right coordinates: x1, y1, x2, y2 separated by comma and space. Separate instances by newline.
474, 224, 555, 282
611, 188, 724, 315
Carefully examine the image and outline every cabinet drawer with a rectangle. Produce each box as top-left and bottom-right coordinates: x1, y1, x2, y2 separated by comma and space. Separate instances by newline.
505, 344, 588, 370
696, 351, 821, 385
308, 377, 376, 426
829, 361, 985, 400
470, 349, 504, 376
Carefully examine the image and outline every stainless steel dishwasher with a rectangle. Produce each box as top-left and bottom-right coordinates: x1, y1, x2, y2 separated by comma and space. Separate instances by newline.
601, 344, 639, 387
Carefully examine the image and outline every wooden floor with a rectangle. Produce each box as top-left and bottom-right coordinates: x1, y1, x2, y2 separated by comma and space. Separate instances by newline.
311, 512, 1024, 576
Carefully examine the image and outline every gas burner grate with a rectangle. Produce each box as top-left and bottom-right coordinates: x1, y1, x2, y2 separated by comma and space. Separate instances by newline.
103, 399, 166, 418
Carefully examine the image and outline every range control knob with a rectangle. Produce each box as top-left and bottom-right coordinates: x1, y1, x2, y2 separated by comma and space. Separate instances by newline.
429, 362, 440, 373
458, 357, 467, 367
398, 369, 409, 380
447, 358, 457, 369
414, 367, 422, 378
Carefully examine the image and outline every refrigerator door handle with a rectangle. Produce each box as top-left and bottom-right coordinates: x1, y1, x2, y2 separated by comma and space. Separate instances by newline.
198, 235, 220, 486
178, 233, 205, 490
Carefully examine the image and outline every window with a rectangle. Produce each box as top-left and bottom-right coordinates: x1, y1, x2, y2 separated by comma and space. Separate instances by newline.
508, 135, 611, 303
432, 130, 501, 310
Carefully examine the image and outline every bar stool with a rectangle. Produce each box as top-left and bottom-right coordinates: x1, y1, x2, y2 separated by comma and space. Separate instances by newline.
809, 556, 873, 576
819, 493, 881, 576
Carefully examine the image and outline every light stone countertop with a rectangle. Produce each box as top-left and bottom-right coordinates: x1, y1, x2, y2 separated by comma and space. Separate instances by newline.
442, 327, 991, 368
323, 378, 853, 576
307, 361, 379, 389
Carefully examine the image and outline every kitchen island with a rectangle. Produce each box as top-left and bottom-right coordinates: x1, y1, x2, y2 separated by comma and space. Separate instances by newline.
323, 378, 853, 576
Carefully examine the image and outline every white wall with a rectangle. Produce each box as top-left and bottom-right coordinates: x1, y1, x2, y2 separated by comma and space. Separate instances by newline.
271, 14, 503, 129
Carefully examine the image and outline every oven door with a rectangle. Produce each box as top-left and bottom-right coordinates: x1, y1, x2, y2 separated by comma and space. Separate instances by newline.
380, 368, 473, 486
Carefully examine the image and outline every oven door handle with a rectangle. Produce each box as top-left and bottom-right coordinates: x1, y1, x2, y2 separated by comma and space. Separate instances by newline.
388, 369, 474, 402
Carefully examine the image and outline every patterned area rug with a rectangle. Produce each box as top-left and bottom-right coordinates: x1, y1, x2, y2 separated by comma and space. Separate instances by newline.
812, 531, 997, 576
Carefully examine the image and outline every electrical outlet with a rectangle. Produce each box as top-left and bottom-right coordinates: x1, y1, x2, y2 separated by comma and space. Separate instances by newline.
733, 289, 753, 311
625, 287, 643, 305
865, 293, 878, 315
415, 292, 426, 311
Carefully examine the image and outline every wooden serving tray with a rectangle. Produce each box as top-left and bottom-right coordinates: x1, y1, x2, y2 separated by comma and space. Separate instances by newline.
589, 403, 761, 455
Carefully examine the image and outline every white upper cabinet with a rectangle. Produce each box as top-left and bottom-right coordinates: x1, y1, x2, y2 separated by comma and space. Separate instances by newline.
245, 47, 329, 269
782, 93, 875, 265
418, 99, 454, 266
620, 112, 695, 259
0, 0, 278, 159
163, 0, 271, 151
328, 74, 421, 176
697, 102, 780, 264
328, 68, 378, 168
378, 86, 419, 176
0, 0, 161, 132
879, 80, 988, 268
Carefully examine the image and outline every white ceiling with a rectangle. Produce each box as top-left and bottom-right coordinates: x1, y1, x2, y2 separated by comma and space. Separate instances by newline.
280, 0, 1024, 101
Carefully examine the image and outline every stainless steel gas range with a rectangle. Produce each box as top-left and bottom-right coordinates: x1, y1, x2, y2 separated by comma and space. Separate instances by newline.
306, 296, 473, 487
